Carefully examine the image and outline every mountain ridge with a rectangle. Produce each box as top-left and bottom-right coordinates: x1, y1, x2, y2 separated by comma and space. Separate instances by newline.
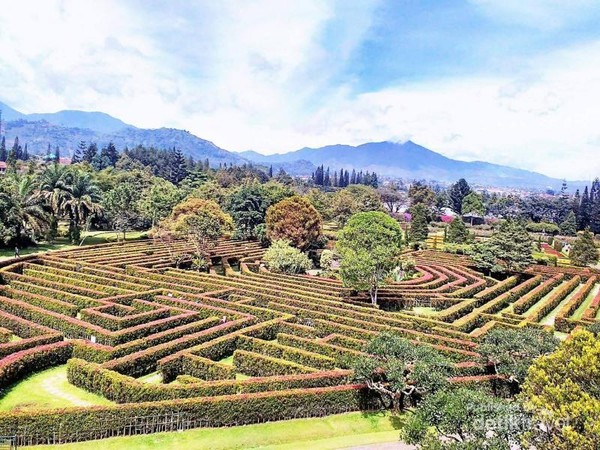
0, 100, 583, 190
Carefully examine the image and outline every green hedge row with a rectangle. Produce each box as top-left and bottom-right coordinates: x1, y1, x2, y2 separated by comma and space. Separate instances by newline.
0, 341, 72, 388
180, 354, 236, 381
237, 336, 336, 370
527, 276, 581, 323
232, 350, 317, 377
512, 274, 564, 314
555, 276, 597, 332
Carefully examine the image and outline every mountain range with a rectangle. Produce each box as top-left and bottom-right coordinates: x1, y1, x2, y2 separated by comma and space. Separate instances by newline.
0, 100, 582, 190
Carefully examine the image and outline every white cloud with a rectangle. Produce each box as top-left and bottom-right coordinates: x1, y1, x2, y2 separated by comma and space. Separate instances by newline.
0, 1, 599, 180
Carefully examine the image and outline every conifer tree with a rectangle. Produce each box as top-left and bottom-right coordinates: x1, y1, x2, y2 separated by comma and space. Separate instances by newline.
570, 229, 599, 267
54, 146, 60, 163
72, 140, 85, 164
82, 142, 98, 163
580, 186, 591, 230
0, 137, 6, 162
410, 204, 429, 242
446, 217, 469, 243
591, 179, 600, 235
559, 210, 577, 236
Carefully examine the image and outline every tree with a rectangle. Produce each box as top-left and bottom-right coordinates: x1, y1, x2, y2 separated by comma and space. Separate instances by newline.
409, 204, 429, 243
336, 211, 403, 304
39, 164, 69, 242
478, 328, 558, 390
446, 217, 469, 244
470, 220, 533, 274
100, 142, 119, 168
379, 186, 405, 213
559, 210, 577, 236
72, 140, 85, 164
520, 330, 600, 450
226, 182, 275, 239
266, 196, 322, 250
353, 332, 453, 410
102, 182, 143, 240
461, 192, 485, 219
163, 198, 234, 270
263, 240, 312, 274
403, 387, 527, 450
579, 186, 591, 230
448, 178, 472, 214
62, 170, 102, 243
0, 137, 6, 162
0, 175, 49, 245
408, 182, 435, 208
138, 178, 180, 228
570, 229, 599, 267
82, 143, 98, 163
168, 147, 188, 184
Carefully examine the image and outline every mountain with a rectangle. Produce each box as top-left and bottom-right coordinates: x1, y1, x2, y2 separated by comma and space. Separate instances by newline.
0, 101, 246, 166
0, 100, 583, 189
240, 141, 583, 190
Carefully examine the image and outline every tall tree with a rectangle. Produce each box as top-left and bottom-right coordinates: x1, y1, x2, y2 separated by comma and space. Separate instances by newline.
579, 186, 591, 230
336, 212, 403, 304
448, 178, 472, 213
409, 204, 429, 243
62, 170, 102, 243
266, 196, 322, 250
82, 142, 98, 163
559, 210, 577, 236
446, 216, 469, 244
570, 229, 599, 267
72, 140, 85, 164
471, 220, 533, 274
590, 178, 600, 234
0, 137, 6, 162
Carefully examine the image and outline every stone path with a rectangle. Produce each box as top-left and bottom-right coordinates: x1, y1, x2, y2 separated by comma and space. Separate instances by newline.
40, 373, 93, 407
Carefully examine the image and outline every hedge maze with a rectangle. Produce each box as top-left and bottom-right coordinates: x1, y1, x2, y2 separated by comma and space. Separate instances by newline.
0, 241, 598, 445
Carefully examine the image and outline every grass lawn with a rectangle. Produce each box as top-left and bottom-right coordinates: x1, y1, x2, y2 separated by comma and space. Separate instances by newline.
26, 411, 406, 450
0, 365, 113, 412
0, 230, 149, 261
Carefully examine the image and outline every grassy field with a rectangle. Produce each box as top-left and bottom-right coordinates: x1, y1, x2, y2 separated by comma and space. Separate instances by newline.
26, 411, 406, 450
0, 365, 113, 412
0, 230, 148, 261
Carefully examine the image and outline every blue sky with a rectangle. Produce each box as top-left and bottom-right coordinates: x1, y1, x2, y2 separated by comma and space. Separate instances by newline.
1, 0, 600, 179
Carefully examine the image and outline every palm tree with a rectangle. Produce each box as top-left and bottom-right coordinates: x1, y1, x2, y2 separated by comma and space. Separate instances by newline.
62, 170, 102, 243
0, 175, 49, 245
39, 164, 69, 242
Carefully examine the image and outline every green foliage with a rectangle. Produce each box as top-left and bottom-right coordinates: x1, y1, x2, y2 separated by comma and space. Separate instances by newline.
403, 387, 528, 450
520, 330, 600, 450
559, 210, 577, 236
448, 178, 472, 214
570, 229, 599, 266
446, 217, 469, 244
353, 332, 454, 410
525, 221, 560, 234
461, 192, 484, 216
470, 220, 533, 274
263, 240, 313, 274
478, 328, 559, 386
336, 211, 403, 304
410, 204, 429, 243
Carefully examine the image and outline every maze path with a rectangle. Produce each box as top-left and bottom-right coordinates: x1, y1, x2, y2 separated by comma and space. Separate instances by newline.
0, 243, 596, 445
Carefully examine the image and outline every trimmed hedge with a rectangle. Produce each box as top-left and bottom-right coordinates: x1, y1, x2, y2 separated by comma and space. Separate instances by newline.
233, 350, 317, 377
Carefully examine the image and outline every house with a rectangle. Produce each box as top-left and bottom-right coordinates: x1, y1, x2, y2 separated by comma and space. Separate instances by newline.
462, 212, 485, 226
0, 161, 6, 174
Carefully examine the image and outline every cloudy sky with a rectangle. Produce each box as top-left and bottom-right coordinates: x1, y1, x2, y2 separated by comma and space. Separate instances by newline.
1, 0, 600, 179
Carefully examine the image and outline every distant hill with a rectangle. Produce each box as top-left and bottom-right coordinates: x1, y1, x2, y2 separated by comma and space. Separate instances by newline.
0, 100, 585, 189
0, 101, 246, 166
240, 141, 582, 190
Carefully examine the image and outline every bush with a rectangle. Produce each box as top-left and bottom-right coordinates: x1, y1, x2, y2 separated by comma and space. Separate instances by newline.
263, 240, 313, 274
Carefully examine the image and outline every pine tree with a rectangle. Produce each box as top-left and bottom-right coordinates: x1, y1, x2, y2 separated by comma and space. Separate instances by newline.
559, 211, 577, 236
591, 179, 600, 234
449, 178, 472, 214
446, 217, 469, 244
46, 143, 52, 161
54, 146, 60, 163
0, 137, 7, 162
344, 170, 350, 187
268, 165, 273, 177
570, 229, 599, 267
556, 180, 570, 223
22, 144, 29, 161
82, 143, 98, 163
410, 204, 429, 242
72, 140, 85, 164
11, 137, 21, 160
350, 169, 356, 185
572, 188, 581, 227
580, 186, 591, 230
169, 147, 188, 184
323, 167, 331, 186
333, 171, 338, 187
102, 142, 119, 166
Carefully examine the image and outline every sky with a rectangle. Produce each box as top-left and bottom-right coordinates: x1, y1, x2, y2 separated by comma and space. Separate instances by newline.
1, 0, 600, 180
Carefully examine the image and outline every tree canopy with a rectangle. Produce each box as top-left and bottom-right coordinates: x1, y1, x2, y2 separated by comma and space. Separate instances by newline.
336, 211, 403, 304
266, 196, 322, 250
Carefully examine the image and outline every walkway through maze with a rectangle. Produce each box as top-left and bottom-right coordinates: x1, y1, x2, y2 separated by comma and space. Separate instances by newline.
0, 241, 597, 445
